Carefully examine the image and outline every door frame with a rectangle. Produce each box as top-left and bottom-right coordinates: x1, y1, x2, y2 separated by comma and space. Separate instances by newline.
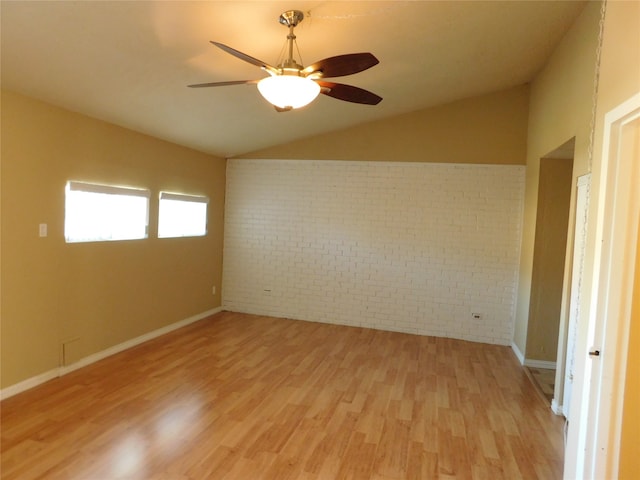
564, 92, 640, 479
557, 173, 590, 418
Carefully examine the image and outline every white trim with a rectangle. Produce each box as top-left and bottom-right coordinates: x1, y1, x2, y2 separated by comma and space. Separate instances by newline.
557, 174, 591, 423
551, 398, 564, 416
589, 94, 640, 479
160, 191, 209, 203
565, 92, 640, 480
68, 180, 150, 198
511, 342, 525, 364
524, 359, 557, 369
0, 307, 222, 401
0, 369, 60, 401
59, 307, 221, 375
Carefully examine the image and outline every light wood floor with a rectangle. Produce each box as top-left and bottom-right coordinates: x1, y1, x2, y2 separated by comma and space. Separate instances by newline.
1, 312, 565, 479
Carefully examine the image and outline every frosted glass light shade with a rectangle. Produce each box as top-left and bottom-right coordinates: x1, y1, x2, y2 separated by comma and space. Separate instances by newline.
257, 75, 321, 109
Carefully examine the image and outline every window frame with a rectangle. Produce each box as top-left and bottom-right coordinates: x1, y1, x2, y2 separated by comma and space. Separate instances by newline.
64, 180, 150, 243
157, 191, 209, 239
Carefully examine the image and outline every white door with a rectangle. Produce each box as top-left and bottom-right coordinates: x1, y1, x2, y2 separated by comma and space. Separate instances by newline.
564, 93, 640, 480
562, 174, 590, 418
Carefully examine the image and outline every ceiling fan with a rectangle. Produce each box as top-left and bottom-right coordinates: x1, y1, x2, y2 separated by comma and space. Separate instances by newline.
188, 10, 382, 112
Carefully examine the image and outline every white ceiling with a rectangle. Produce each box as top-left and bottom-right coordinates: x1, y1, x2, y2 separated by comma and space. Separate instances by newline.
1, 1, 586, 158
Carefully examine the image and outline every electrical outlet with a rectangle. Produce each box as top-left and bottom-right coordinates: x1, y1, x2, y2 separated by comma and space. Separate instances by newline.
212, 286, 216, 295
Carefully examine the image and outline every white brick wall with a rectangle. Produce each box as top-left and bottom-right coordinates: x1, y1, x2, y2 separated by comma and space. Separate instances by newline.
223, 160, 525, 345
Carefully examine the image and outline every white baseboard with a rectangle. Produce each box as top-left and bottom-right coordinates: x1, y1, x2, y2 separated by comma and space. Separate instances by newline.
511, 342, 525, 365
0, 307, 222, 401
0, 368, 60, 401
524, 359, 557, 369
551, 398, 564, 416
509, 343, 557, 370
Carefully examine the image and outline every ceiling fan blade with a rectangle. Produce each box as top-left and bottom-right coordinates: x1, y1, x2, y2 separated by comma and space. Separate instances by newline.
316, 81, 382, 105
188, 80, 259, 88
211, 41, 278, 73
303, 53, 379, 78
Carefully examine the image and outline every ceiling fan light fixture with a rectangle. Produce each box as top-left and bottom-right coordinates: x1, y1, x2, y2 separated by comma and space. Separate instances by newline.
257, 75, 320, 109
189, 11, 381, 109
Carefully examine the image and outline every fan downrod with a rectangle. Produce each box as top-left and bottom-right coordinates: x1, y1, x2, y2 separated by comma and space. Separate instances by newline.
279, 10, 304, 28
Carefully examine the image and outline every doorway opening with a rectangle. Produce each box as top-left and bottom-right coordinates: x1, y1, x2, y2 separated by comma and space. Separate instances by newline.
525, 138, 575, 407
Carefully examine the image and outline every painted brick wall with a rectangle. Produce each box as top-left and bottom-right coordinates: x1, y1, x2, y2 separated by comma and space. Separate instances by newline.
223, 160, 525, 345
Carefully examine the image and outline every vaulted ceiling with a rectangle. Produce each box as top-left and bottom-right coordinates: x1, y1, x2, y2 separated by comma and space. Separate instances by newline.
1, 1, 586, 158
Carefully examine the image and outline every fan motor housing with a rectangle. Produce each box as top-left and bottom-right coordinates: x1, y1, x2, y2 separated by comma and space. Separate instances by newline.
279, 10, 304, 27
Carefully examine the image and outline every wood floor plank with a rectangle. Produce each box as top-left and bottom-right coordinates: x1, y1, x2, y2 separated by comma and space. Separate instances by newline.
0, 312, 565, 479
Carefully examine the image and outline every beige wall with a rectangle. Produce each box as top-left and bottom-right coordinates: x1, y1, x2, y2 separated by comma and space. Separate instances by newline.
513, 2, 600, 355
237, 85, 529, 165
620, 206, 640, 479
526, 158, 573, 361
1, 90, 226, 388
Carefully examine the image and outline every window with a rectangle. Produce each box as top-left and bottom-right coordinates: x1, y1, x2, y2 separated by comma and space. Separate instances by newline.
158, 192, 208, 238
64, 181, 150, 243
